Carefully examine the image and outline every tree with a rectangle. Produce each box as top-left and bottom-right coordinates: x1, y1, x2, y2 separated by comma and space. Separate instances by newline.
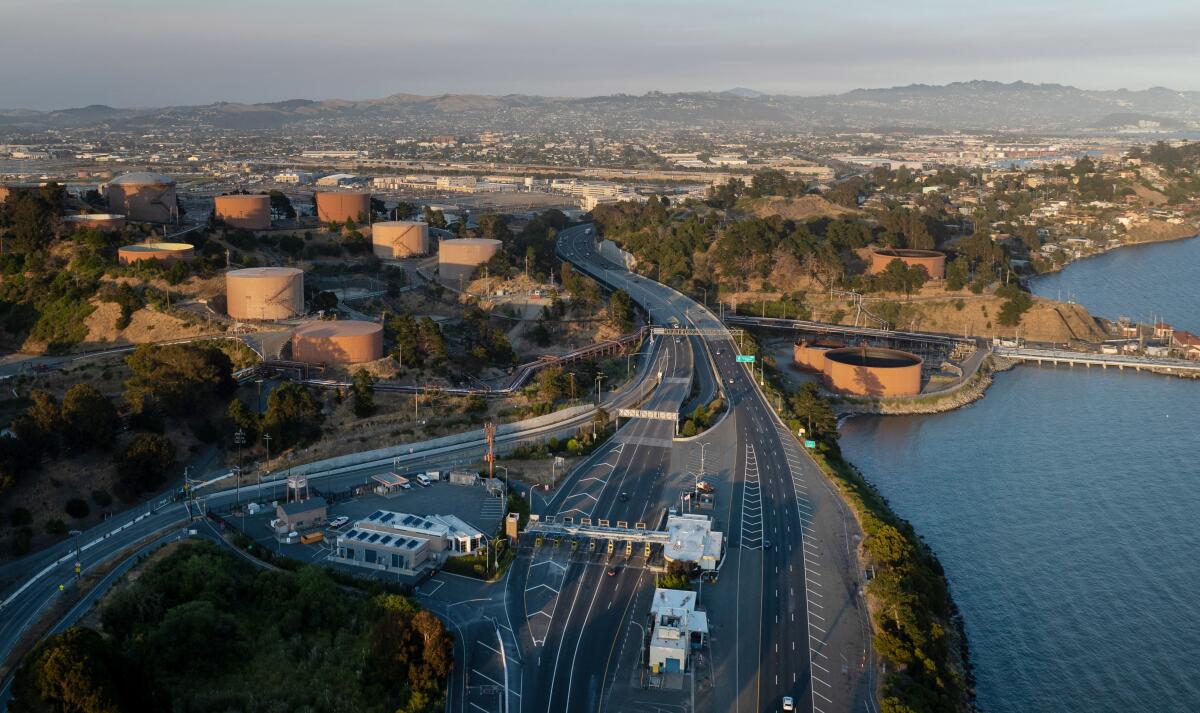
61, 384, 118, 451
115, 434, 176, 500
790, 383, 838, 442
944, 257, 970, 291
351, 368, 375, 418
262, 383, 323, 450
609, 289, 634, 332
10, 627, 127, 713
225, 398, 260, 445
391, 202, 417, 221
124, 343, 235, 416
267, 191, 295, 221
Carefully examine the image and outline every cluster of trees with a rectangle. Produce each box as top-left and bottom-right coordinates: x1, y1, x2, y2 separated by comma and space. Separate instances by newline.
528, 359, 605, 410
608, 289, 634, 332
679, 397, 723, 437
387, 313, 448, 371
458, 306, 515, 367
865, 259, 929, 297
11, 542, 454, 713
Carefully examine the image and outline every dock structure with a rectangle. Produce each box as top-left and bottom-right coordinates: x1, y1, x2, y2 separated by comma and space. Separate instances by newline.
996, 347, 1200, 378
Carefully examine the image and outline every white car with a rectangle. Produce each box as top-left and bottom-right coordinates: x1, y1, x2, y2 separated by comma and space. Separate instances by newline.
782, 696, 795, 711
329, 516, 350, 529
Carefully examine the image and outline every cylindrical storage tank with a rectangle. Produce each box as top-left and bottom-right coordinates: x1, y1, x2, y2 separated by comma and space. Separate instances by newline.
291, 320, 383, 364
792, 340, 841, 372
371, 221, 429, 259
0, 186, 11, 204
315, 191, 370, 224
65, 214, 126, 231
822, 347, 923, 398
117, 242, 195, 265
867, 248, 946, 280
105, 172, 178, 223
226, 267, 304, 320
214, 194, 271, 230
438, 238, 502, 285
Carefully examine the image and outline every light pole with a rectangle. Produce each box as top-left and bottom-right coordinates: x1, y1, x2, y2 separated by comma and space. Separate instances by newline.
698, 441, 711, 486
495, 465, 510, 516
263, 433, 272, 474
594, 374, 606, 407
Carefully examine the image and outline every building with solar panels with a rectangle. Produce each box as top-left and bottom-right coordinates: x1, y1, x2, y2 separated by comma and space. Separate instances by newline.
329, 509, 485, 575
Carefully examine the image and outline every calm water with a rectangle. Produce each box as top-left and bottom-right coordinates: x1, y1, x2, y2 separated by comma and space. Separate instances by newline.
1031, 235, 1200, 332
841, 239, 1200, 713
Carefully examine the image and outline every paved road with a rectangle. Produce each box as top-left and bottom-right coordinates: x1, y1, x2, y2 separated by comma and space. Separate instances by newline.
498, 224, 876, 713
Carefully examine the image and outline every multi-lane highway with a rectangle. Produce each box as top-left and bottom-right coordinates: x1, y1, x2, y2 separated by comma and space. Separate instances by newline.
498, 224, 875, 713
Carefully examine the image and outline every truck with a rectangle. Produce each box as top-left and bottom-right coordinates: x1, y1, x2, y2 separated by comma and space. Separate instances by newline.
300, 531, 324, 545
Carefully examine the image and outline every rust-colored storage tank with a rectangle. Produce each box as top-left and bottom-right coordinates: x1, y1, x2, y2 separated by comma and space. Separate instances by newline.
292, 320, 383, 364
65, 213, 126, 231
792, 339, 843, 372
315, 191, 370, 224
106, 172, 179, 223
214, 194, 271, 230
439, 238, 502, 285
867, 248, 946, 280
823, 347, 923, 398
226, 267, 304, 320
0, 186, 11, 204
371, 221, 429, 258
117, 242, 194, 265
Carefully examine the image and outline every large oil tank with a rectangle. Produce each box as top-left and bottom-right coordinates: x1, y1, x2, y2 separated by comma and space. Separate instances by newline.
315, 191, 370, 224
214, 194, 271, 230
371, 221, 429, 259
117, 242, 194, 265
65, 213, 126, 231
792, 339, 843, 372
106, 172, 178, 223
439, 238, 502, 285
822, 347, 923, 398
867, 248, 946, 280
226, 267, 304, 320
292, 320, 383, 364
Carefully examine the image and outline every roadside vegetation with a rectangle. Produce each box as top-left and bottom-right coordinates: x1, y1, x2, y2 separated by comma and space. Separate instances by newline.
9, 540, 453, 713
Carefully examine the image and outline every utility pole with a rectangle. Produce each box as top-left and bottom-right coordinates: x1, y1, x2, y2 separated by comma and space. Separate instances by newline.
484, 422, 496, 482
263, 433, 272, 473
70, 530, 82, 582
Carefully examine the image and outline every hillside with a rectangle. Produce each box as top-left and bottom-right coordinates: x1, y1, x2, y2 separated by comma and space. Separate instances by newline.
5, 81, 1200, 132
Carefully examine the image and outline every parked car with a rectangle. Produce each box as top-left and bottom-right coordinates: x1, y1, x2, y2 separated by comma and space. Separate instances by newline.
329, 516, 350, 528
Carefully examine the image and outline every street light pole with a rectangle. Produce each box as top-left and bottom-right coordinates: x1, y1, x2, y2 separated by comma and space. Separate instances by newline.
263, 433, 272, 473
69, 530, 82, 582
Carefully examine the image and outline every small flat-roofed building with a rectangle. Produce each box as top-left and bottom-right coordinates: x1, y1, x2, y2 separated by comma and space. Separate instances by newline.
275, 497, 327, 534
372, 472, 411, 496
356, 510, 485, 557
331, 526, 432, 574
648, 588, 708, 674
663, 514, 724, 571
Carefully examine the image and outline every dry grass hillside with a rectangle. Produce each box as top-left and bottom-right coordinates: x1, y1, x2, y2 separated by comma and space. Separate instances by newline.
1126, 219, 1197, 243
80, 301, 220, 348
745, 195, 857, 222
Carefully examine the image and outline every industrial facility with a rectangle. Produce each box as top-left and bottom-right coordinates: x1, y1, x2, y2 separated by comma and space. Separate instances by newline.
792, 339, 844, 373
117, 242, 194, 265
291, 320, 383, 364
214, 194, 271, 230
315, 191, 370, 224
226, 266, 304, 320
105, 172, 179, 223
438, 238, 502, 285
329, 509, 486, 576
867, 248, 946, 280
65, 213, 126, 231
370, 220, 429, 259
822, 346, 923, 398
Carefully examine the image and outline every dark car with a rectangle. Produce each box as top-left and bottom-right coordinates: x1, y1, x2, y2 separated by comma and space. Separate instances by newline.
618, 492, 629, 502
762, 539, 772, 550
607, 566, 621, 577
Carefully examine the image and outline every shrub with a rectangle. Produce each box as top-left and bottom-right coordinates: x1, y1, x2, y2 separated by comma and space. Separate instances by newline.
65, 498, 90, 519
10, 527, 33, 556
45, 518, 67, 535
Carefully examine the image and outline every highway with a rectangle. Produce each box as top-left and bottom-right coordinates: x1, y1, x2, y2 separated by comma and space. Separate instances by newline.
498, 224, 875, 713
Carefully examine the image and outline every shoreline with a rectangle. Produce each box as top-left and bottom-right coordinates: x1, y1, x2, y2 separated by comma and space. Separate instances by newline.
1027, 227, 1198, 278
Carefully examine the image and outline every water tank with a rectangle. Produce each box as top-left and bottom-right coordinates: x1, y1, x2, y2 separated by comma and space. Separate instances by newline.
315, 191, 370, 224
822, 347, 923, 398
65, 214, 126, 231
371, 221, 429, 258
867, 248, 946, 280
226, 267, 304, 320
792, 339, 842, 372
439, 238, 502, 285
106, 172, 178, 223
292, 320, 384, 364
214, 194, 271, 230
117, 242, 194, 265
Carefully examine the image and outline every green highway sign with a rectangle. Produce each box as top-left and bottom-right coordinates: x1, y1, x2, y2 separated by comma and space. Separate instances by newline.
804, 439, 817, 449
736, 355, 755, 363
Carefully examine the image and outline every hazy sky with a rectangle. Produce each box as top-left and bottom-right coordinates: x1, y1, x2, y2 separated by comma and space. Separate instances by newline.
3, 0, 1198, 109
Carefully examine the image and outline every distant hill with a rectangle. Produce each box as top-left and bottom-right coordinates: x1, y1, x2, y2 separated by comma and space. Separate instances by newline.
3, 81, 1199, 133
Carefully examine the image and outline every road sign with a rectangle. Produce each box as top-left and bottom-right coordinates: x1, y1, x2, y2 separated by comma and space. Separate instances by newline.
804, 439, 817, 449
736, 355, 756, 363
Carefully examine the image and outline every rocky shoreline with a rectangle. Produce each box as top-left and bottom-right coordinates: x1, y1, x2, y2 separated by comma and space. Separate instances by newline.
832, 354, 1018, 417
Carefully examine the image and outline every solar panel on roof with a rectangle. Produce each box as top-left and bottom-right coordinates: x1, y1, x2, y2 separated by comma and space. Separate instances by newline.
356, 531, 369, 540
380, 536, 392, 544
368, 511, 383, 521
368, 533, 381, 543
402, 515, 416, 525
382, 513, 395, 523
405, 539, 418, 549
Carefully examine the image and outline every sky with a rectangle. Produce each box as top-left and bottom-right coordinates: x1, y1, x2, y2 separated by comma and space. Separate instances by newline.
3, 0, 1199, 110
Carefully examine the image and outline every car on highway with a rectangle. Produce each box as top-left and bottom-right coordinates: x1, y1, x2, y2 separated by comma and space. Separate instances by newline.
619, 491, 629, 502
763, 539, 772, 550
329, 516, 350, 529
607, 566, 621, 577
782, 696, 795, 711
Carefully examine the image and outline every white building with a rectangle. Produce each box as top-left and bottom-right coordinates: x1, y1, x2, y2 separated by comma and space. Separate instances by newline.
648, 588, 708, 674
663, 514, 724, 571
275, 170, 314, 185
316, 173, 362, 187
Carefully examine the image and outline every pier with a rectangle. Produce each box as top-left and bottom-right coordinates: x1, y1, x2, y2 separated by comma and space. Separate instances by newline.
995, 347, 1200, 378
